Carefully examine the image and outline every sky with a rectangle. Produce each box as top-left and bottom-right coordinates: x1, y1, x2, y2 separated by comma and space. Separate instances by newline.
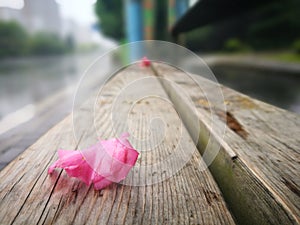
56, 0, 98, 25
56, 0, 116, 47
0, 0, 24, 9
190, 0, 198, 6
0, 0, 98, 25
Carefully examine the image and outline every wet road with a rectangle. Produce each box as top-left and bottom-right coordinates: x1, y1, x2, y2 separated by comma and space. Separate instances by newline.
211, 65, 300, 113
0, 51, 111, 169
0, 52, 103, 119
199, 55, 300, 114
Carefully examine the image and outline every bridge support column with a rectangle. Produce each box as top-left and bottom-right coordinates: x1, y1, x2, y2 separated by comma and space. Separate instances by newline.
175, 0, 188, 18
125, 0, 144, 60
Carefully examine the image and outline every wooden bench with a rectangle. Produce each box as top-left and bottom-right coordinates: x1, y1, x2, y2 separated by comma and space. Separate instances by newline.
0, 62, 299, 225
0, 64, 235, 224
155, 63, 300, 225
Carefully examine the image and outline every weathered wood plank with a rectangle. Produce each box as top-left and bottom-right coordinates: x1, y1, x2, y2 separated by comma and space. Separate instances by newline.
155, 63, 300, 225
0, 64, 235, 224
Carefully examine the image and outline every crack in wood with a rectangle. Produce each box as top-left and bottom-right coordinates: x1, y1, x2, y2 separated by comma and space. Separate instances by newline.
1, 173, 25, 201
41, 208, 50, 225
203, 189, 221, 206
36, 170, 63, 225
193, 97, 248, 139
217, 111, 248, 139
282, 177, 300, 198
10, 168, 47, 225
50, 195, 64, 224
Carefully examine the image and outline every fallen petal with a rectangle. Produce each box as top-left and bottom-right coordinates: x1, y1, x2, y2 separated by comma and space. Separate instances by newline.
140, 56, 151, 67
48, 133, 139, 190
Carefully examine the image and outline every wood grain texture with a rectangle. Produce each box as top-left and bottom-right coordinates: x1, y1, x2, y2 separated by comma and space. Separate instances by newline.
155, 63, 300, 225
0, 64, 235, 225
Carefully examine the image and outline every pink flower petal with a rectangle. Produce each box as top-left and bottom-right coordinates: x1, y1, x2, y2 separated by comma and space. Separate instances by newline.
48, 133, 139, 190
93, 176, 112, 190
140, 56, 151, 67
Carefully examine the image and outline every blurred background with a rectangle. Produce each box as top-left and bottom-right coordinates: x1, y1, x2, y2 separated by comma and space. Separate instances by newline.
0, 0, 299, 169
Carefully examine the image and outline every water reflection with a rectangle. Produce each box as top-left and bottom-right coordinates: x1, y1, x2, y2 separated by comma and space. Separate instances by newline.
211, 65, 300, 114
0, 53, 100, 119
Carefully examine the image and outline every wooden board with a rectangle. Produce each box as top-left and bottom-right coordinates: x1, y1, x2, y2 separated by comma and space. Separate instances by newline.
154, 63, 300, 225
0, 65, 235, 225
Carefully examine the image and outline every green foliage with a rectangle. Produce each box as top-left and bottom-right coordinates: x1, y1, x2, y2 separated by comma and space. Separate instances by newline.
292, 39, 300, 54
186, 0, 300, 52
0, 21, 29, 58
268, 52, 300, 63
29, 32, 67, 55
223, 38, 251, 53
185, 26, 214, 51
94, 0, 169, 41
246, 0, 300, 49
65, 35, 75, 53
77, 43, 100, 53
155, 0, 168, 40
95, 0, 125, 41
0, 21, 72, 58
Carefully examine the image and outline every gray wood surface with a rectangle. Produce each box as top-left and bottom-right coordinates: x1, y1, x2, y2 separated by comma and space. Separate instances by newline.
155, 63, 300, 225
0, 65, 235, 225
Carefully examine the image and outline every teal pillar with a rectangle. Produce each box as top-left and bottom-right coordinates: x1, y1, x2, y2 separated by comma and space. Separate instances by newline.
125, 0, 144, 60
176, 0, 188, 19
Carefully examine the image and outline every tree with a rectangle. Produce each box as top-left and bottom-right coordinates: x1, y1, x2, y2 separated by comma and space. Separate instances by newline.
29, 32, 67, 55
185, 0, 300, 51
246, 0, 300, 49
95, 0, 125, 41
0, 21, 28, 57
